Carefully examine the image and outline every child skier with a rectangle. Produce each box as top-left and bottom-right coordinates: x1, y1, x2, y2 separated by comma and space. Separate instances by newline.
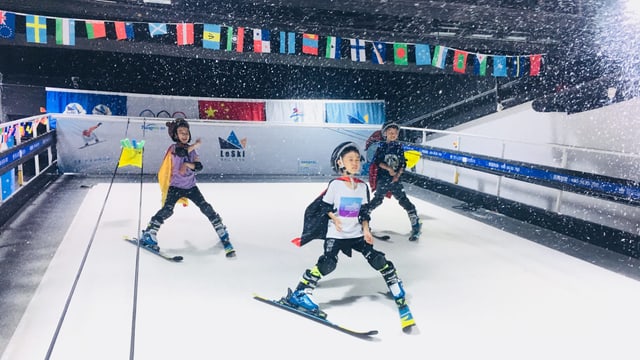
284, 141, 411, 323
140, 118, 235, 257
365, 123, 422, 241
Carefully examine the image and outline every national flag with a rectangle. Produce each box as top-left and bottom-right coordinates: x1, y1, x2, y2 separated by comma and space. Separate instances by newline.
0, 11, 16, 40
176, 23, 194, 45
302, 33, 319, 55
371, 42, 386, 64
203, 24, 221, 50
350, 39, 366, 62
493, 55, 507, 77
325, 36, 341, 59
415, 44, 431, 65
225, 26, 245, 52
432, 45, 448, 69
55, 18, 75, 46
198, 100, 266, 121
509, 56, 526, 77
530, 54, 542, 76
85, 20, 106, 39
279, 31, 295, 54
325, 102, 385, 124
394, 43, 408, 65
149, 23, 167, 37
452, 49, 468, 73
115, 22, 134, 40
253, 29, 270, 53
473, 53, 487, 76
26, 15, 47, 44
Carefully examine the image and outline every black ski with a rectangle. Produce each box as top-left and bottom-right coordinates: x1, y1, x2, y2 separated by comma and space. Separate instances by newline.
253, 293, 378, 339
372, 233, 390, 241
124, 236, 183, 262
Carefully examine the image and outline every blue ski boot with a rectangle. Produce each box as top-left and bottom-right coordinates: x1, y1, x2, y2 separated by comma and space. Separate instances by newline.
408, 212, 422, 242
213, 217, 235, 257
140, 229, 159, 251
222, 240, 236, 258
284, 288, 327, 318
381, 262, 407, 306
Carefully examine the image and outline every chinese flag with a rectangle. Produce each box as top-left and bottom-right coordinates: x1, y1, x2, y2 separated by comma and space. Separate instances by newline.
198, 100, 266, 121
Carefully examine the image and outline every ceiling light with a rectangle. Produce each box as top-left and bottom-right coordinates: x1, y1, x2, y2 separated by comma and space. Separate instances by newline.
469, 34, 494, 39
144, 0, 171, 4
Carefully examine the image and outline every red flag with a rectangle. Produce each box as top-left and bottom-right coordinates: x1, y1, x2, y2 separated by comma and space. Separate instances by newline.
530, 54, 542, 76
176, 23, 194, 45
236, 27, 245, 52
115, 21, 127, 40
86, 20, 106, 39
453, 49, 469, 73
198, 100, 266, 121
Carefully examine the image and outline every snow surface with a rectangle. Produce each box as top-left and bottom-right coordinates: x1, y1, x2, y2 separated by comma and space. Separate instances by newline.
3, 182, 640, 360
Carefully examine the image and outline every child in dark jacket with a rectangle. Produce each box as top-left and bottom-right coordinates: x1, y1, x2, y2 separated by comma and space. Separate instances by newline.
365, 123, 422, 241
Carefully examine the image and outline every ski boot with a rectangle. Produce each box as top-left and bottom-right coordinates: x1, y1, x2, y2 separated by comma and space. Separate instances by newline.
222, 240, 236, 258
213, 217, 235, 257
408, 212, 422, 242
283, 288, 327, 319
381, 262, 407, 306
140, 229, 159, 251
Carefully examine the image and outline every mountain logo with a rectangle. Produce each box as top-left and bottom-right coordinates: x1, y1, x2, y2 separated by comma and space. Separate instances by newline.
218, 130, 247, 161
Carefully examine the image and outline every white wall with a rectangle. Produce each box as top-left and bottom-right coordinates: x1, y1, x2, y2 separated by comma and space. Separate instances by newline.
412, 99, 640, 235
54, 115, 379, 176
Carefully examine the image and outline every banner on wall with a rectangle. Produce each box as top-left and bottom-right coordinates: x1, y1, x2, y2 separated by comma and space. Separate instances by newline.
54, 116, 381, 176
198, 100, 266, 121
325, 102, 385, 124
126, 96, 199, 119
265, 100, 325, 123
46, 88, 385, 125
46, 91, 127, 117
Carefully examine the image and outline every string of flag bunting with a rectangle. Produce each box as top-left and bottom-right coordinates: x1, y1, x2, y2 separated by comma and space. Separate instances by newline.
0, 9, 543, 77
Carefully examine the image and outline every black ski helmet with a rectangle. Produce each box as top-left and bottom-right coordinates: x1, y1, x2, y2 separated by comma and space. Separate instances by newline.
166, 118, 191, 143
330, 141, 362, 174
381, 122, 400, 139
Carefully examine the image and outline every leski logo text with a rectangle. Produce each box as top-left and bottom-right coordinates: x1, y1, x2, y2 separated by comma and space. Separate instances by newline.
218, 130, 246, 161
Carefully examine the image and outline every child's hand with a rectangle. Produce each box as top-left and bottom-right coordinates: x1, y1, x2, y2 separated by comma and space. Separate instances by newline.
332, 218, 343, 232
363, 228, 373, 244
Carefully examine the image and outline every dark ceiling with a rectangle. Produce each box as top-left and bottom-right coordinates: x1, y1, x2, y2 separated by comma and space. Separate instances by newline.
0, 0, 624, 128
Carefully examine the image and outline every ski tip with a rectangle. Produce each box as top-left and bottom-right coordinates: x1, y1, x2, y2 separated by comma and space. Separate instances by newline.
172, 256, 184, 261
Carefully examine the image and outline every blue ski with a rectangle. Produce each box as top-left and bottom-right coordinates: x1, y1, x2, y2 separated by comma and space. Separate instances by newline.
398, 303, 416, 333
